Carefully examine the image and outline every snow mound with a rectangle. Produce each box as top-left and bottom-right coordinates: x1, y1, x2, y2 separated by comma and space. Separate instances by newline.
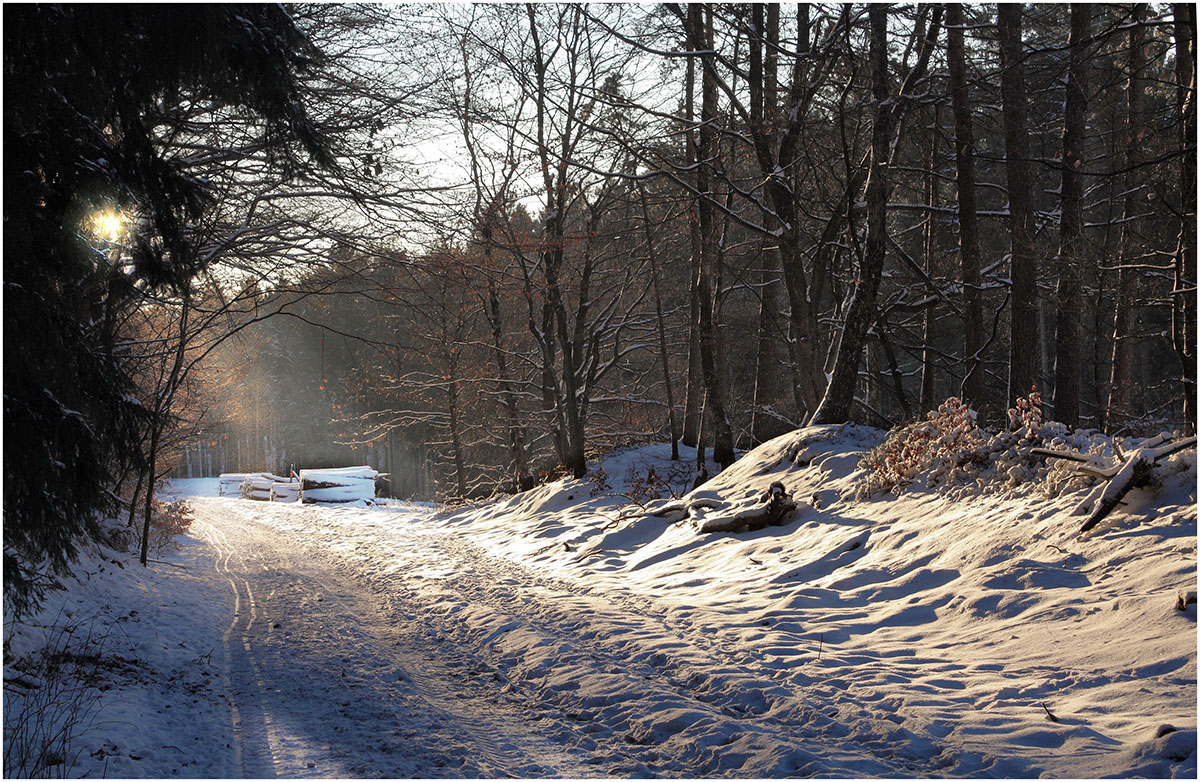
444, 424, 1197, 778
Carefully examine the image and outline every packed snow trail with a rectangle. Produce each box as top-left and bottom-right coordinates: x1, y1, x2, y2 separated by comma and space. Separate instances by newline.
185, 495, 965, 777
190, 505, 607, 777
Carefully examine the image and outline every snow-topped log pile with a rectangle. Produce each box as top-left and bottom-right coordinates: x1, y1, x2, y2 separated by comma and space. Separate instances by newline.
270, 482, 299, 503
299, 466, 380, 504
240, 473, 288, 501
219, 473, 253, 497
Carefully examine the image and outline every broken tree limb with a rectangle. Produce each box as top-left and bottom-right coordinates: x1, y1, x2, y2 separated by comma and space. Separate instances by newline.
1033, 435, 1196, 535
696, 481, 798, 534
1078, 453, 1152, 534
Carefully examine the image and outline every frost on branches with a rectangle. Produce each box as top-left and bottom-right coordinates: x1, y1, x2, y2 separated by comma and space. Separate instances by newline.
859, 397, 985, 496
858, 390, 1194, 502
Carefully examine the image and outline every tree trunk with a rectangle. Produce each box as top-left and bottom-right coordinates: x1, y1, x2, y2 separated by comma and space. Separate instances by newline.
999, 3, 1039, 408
1173, 3, 1197, 432
139, 425, 160, 565
681, 26, 702, 449
921, 105, 941, 412
639, 184, 680, 459
1108, 3, 1148, 430
486, 278, 534, 491
1053, 4, 1090, 428
689, 3, 734, 468
140, 296, 190, 567
946, 3, 986, 413
750, 3, 786, 444
810, 5, 890, 425
447, 371, 467, 498
526, 7, 582, 476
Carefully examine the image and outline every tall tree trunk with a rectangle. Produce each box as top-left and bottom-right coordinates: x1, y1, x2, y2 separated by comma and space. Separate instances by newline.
639, 185, 680, 459
999, 3, 1039, 409
141, 296, 190, 567
447, 371, 467, 498
810, 5, 890, 425
750, 3, 785, 443
921, 105, 941, 412
527, 6, 583, 476
485, 276, 533, 491
947, 5, 986, 413
689, 3, 735, 468
1053, 4, 1090, 428
1108, 3, 1148, 430
1173, 3, 1197, 432
681, 24, 702, 448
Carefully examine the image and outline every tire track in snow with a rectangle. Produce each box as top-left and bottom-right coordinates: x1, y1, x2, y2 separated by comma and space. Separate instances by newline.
199, 519, 280, 778
193, 499, 614, 777
196, 498, 959, 777
291, 566, 617, 778
299, 513, 960, 777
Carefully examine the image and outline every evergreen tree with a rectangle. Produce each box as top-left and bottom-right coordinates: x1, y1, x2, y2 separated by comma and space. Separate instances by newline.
3, 4, 333, 614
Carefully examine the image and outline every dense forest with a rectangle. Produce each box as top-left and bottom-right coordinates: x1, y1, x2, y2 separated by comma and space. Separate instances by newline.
4, 4, 1196, 611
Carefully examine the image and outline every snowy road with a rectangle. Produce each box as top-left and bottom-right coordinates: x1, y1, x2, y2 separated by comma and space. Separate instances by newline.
185, 495, 950, 778
193, 501, 608, 777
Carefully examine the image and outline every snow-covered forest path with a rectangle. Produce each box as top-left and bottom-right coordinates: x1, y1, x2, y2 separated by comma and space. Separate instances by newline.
192, 500, 608, 777
184, 493, 948, 778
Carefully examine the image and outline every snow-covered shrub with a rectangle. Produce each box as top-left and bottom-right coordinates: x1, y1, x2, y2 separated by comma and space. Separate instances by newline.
1008, 387, 1045, 439
859, 397, 985, 496
141, 499, 194, 555
861, 389, 1195, 504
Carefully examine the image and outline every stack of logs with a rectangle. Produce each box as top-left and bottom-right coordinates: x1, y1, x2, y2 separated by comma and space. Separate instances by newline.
298, 466, 379, 504
238, 473, 289, 502
218, 466, 380, 504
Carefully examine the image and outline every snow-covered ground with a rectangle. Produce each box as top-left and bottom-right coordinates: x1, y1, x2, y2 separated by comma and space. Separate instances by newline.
4, 426, 1196, 778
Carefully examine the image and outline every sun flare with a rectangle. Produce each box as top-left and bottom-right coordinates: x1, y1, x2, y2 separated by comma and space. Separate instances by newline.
90, 210, 128, 243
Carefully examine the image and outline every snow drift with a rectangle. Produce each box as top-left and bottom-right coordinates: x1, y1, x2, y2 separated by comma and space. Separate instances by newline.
443, 424, 1197, 778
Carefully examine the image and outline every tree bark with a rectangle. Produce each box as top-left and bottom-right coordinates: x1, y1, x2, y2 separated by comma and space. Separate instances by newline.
1173, 3, 1197, 433
946, 3, 986, 413
446, 370, 467, 498
1053, 4, 1090, 428
681, 23, 703, 448
921, 105, 941, 412
690, 3, 735, 468
638, 184, 680, 459
998, 3, 1039, 409
809, 5, 890, 425
750, 3, 786, 443
486, 277, 534, 491
1108, 3, 1148, 431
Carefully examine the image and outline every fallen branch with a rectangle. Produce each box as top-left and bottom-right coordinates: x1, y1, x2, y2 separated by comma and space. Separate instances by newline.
696, 482, 798, 534
1033, 435, 1196, 535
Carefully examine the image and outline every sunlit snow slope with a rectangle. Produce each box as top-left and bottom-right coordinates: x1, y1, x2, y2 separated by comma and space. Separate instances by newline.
443, 425, 1198, 778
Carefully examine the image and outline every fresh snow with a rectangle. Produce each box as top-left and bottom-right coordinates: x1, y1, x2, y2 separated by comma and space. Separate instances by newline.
4, 427, 1196, 778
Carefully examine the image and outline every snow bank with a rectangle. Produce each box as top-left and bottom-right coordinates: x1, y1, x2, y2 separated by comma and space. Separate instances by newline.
442, 425, 1197, 778
3, 533, 237, 778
